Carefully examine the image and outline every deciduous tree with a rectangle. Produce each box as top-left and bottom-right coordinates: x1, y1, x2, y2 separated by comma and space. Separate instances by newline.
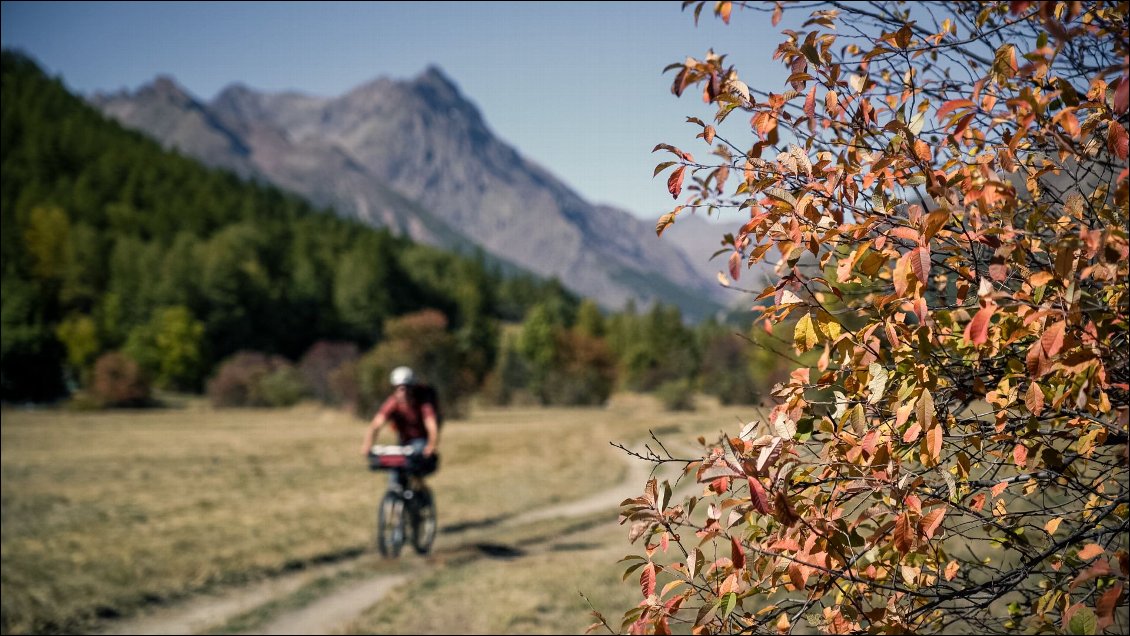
607, 2, 1128, 634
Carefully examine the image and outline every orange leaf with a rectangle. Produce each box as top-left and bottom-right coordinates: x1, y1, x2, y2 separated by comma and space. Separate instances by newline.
667, 166, 686, 199
920, 506, 946, 540
970, 493, 986, 511
1045, 517, 1063, 536
991, 480, 1009, 497
944, 560, 959, 580
1041, 321, 1066, 357
1025, 382, 1044, 416
729, 250, 742, 281
1078, 543, 1105, 560
1013, 443, 1028, 469
925, 425, 943, 463
719, 1, 732, 24
772, 4, 782, 26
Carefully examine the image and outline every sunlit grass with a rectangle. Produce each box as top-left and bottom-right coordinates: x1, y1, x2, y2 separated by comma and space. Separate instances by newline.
1, 394, 761, 634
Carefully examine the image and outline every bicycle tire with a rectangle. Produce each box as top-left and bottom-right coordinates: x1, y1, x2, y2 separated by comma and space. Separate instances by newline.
410, 486, 437, 555
377, 491, 406, 557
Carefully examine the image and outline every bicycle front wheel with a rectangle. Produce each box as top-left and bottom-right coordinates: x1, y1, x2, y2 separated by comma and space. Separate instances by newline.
410, 487, 437, 555
377, 492, 406, 558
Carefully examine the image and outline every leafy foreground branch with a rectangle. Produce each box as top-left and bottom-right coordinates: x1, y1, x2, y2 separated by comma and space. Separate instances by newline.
606, 2, 1128, 634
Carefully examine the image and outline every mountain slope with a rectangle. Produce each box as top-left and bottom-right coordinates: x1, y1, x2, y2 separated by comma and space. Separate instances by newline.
91, 67, 729, 319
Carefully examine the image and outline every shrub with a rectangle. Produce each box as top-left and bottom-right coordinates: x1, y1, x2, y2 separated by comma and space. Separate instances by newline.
90, 351, 150, 407
655, 378, 695, 412
299, 340, 359, 404
206, 351, 306, 407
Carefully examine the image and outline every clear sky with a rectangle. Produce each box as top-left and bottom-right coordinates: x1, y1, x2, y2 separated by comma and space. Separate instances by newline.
1, 1, 791, 221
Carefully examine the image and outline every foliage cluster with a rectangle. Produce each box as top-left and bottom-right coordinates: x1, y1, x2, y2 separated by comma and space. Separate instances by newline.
609, 1, 1129, 635
0, 51, 578, 405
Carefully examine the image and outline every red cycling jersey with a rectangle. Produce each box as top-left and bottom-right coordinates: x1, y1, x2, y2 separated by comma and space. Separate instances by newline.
377, 396, 435, 443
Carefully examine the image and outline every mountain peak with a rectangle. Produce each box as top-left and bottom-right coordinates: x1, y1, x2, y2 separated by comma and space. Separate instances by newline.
140, 74, 197, 106
414, 65, 459, 93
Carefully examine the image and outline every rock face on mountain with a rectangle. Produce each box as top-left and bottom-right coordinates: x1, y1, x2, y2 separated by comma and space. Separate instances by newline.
90, 66, 732, 318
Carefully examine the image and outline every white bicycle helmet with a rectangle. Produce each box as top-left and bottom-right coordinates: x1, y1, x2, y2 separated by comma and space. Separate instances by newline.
389, 366, 416, 387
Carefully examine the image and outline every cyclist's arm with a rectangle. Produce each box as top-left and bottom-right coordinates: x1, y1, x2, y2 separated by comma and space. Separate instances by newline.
422, 413, 438, 457
361, 412, 388, 456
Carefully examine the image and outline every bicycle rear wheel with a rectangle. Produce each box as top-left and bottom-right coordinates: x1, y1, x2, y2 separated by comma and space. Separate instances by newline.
377, 491, 406, 557
410, 486, 437, 555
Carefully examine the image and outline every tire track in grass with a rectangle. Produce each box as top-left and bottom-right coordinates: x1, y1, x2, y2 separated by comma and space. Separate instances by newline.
93, 439, 672, 636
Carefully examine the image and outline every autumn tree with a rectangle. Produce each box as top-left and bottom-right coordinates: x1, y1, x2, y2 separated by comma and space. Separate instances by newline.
608, 1, 1128, 634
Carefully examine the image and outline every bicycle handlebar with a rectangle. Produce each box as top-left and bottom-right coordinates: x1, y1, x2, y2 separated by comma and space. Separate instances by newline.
369, 444, 419, 456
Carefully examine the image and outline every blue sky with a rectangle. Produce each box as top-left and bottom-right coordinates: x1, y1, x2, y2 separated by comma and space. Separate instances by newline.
2, 1, 791, 221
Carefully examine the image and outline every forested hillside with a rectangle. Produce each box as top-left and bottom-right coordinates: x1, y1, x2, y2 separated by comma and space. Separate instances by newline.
0, 50, 575, 402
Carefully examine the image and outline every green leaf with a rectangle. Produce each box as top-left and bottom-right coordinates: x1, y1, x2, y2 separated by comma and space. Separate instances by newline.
1069, 607, 1097, 635
720, 591, 738, 620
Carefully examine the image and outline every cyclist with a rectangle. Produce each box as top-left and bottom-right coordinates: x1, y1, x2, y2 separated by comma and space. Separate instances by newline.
360, 366, 439, 492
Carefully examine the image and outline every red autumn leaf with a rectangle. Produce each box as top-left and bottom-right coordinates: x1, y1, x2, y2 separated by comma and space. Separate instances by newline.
902, 421, 922, 443
772, 4, 782, 26
1109, 121, 1129, 160
719, 1, 732, 24
1115, 75, 1129, 114
1041, 320, 1066, 357
910, 245, 931, 285
935, 99, 975, 120
731, 536, 746, 570
667, 166, 686, 199
1026, 340, 1047, 377
1096, 583, 1124, 630
804, 85, 817, 132
952, 112, 975, 138
641, 562, 657, 598
964, 304, 996, 345
894, 512, 914, 554
748, 476, 771, 514
729, 250, 741, 281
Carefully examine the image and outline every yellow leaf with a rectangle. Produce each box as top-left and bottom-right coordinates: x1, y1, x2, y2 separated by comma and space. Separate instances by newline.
794, 314, 818, 353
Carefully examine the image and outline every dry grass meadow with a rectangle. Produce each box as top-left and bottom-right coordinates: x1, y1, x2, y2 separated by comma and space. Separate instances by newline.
1, 393, 761, 635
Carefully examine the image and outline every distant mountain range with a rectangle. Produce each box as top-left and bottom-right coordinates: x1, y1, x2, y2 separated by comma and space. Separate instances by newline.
90, 66, 742, 319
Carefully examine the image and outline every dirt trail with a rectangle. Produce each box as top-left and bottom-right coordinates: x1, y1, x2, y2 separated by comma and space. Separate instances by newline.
93, 442, 671, 636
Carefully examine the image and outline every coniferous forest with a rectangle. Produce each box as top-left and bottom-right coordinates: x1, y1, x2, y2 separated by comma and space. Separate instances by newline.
2, 50, 788, 413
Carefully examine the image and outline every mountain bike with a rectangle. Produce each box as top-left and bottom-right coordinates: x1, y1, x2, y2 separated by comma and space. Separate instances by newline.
368, 444, 438, 557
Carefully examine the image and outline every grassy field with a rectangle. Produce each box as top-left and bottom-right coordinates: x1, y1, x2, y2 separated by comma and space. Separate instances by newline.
1, 393, 759, 635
